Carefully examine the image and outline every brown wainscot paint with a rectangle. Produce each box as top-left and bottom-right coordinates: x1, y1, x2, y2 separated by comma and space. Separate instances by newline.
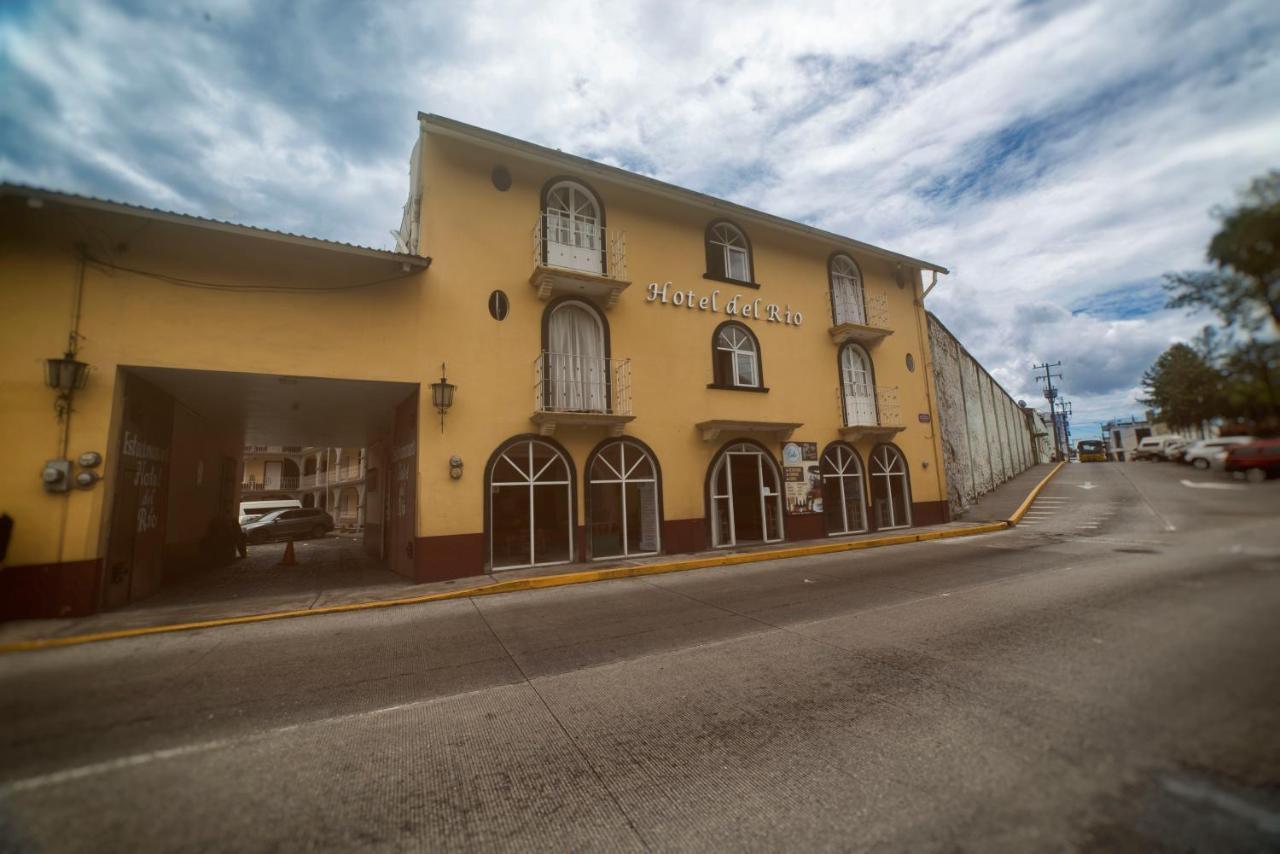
0, 559, 103, 621
414, 534, 484, 583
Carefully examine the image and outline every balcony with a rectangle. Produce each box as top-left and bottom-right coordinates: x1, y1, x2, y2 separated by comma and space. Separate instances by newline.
298, 466, 365, 490
837, 385, 906, 442
530, 352, 635, 437
829, 293, 893, 347
241, 476, 299, 492
530, 212, 630, 307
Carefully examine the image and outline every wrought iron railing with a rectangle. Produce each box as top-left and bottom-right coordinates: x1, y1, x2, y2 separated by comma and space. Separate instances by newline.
837, 385, 901, 428
532, 212, 627, 280
534, 352, 632, 416
832, 292, 889, 328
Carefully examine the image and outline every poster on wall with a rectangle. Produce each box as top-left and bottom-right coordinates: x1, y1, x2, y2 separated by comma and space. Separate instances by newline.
781, 441, 822, 514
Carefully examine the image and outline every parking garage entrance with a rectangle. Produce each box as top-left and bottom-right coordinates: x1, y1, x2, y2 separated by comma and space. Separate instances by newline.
101, 367, 420, 613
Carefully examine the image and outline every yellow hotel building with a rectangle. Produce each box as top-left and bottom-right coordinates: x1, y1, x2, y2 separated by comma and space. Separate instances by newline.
0, 114, 954, 619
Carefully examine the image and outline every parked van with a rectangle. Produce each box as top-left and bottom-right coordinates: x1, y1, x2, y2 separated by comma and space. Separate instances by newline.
238, 499, 302, 526
1132, 436, 1183, 461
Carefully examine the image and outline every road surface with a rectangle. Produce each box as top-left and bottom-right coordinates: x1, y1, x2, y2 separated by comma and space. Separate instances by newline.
2, 461, 1278, 851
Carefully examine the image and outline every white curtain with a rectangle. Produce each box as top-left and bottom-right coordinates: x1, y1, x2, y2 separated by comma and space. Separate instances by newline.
548, 304, 607, 412
842, 346, 875, 425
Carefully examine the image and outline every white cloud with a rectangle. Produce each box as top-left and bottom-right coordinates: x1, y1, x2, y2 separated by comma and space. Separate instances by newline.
2, 0, 1277, 429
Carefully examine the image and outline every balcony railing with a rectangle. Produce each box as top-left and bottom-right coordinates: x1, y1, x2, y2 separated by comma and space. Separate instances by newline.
241, 476, 300, 492
298, 467, 364, 490
837, 385, 903, 436
532, 212, 627, 281
531, 352, 636, 437
829, 293, 892, 346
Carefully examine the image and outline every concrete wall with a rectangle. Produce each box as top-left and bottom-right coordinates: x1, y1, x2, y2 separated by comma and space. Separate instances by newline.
928, 313, 1040, 518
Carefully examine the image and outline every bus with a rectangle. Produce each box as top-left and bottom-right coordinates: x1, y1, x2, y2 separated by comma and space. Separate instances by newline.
1077, 439, 1106, 463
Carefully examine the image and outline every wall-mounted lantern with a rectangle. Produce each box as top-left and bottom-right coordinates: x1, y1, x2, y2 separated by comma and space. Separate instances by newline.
430, 362, 456, 433
45, 350, 90, 418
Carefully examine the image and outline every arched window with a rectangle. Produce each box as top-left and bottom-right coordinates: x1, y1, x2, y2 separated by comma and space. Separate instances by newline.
542, 179, 603, 274
713, 321, 761, 389
587, 438, 661, 559
829, 254, 866, 325
839, 343, 876, 426
488, 437, 575, 569
708, 441, 784, 547
820, 443, 867, 535
544, 299, 609, 412
705, 220, 753, 283
869, 444, 911, 530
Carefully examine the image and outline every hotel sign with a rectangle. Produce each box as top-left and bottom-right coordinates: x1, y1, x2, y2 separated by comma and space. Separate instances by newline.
645, 282, 803, 327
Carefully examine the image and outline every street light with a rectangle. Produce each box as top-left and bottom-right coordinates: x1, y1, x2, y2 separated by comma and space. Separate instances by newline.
45, 350, 89, 419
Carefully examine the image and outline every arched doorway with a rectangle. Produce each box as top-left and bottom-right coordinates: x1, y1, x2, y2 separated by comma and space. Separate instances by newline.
543, 180, 602, 274
545, 299, 608, 412
488, 437, 574, 569
869, 444, 912, 530
840, 343, 876, 427
587, 438, 661, 559
708, 441, 784, 548
820, 442, 867, 535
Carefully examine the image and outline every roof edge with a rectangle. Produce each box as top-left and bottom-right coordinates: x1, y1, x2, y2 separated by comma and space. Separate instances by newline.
418, 112, 949, 275
1, 183, 431, 268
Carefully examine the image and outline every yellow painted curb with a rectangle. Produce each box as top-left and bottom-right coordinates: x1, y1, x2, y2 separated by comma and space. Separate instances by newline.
1007, 461, 1066, 525
1, 519, 1026, 655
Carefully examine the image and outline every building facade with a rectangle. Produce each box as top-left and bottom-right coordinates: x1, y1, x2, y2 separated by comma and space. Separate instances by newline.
0, 114, 996, 619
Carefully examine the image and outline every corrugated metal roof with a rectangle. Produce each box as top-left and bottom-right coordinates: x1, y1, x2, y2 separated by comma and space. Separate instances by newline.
0, 182, 430, 267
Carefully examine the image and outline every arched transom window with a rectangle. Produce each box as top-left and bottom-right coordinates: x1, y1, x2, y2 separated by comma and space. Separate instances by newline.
543, 180, 602, 273
830, 254, 866, 325
489, 439, 574, 569
707, 222, 751, 282
821, 443, 868, 536
714, 323, 760, 388
869, 444, 911, 531
588, 439, 661, 559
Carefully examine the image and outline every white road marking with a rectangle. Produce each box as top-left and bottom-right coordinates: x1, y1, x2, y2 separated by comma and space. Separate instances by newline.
1076, 482, 1098, 490
1180, 479, 1246, 491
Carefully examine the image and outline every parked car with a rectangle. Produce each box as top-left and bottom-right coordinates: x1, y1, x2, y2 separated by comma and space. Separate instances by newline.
238, 498, 303, 526
1183, 436, 1255, 470
1224, 439, 1280, 483
242, 507, 334, 543
1132, 436, 1183, 461
1161, 438, 1190, 461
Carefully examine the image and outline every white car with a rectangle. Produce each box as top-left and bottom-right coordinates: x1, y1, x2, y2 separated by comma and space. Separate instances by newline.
1133, 436, 1183, 461
1184, 436, 1255, 470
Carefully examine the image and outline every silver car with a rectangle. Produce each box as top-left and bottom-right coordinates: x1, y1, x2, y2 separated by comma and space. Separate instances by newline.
1183, 436, 1255, 470
242, 507, 335, 543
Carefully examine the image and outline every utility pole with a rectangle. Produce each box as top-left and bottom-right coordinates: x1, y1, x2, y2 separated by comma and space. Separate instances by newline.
1033, 361, 1065, 461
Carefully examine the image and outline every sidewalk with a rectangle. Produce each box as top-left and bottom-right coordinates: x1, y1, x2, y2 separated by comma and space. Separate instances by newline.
0, 466, 1057, 650
962, 463, 1057, 523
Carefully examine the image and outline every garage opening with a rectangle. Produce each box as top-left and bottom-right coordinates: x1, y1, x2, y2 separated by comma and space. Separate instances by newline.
101, 367, 419, 612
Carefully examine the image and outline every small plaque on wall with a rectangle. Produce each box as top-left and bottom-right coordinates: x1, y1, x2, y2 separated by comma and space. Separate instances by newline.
918, 413, 931, 423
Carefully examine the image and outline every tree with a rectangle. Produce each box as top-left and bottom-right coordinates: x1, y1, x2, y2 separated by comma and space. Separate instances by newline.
1140, 343, 1223, 430
1165, 170, 1280, 332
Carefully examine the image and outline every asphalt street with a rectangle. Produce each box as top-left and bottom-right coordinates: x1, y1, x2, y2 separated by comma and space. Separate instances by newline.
1, 461, 1278, 851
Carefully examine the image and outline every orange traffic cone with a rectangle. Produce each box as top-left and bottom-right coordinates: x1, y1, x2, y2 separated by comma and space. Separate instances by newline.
279, 538, 297, 567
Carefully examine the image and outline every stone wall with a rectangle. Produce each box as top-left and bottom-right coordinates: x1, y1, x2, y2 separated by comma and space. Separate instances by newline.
928, 312, 1044, 518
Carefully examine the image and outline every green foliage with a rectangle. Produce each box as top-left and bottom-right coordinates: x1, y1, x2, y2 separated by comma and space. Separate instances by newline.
1155, 171, 1280, 428
1139, 342, 1223, 429
1164, 170, 1280, 333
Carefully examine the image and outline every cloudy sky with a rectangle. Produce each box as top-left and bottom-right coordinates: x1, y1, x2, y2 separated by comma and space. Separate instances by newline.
3, 0, 1277, 439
